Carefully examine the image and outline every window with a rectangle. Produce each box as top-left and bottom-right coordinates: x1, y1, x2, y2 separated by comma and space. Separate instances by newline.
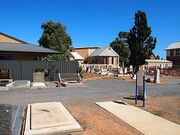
170, 50, 174, 56
112, 57, 114, 64
175, 49, 180, 56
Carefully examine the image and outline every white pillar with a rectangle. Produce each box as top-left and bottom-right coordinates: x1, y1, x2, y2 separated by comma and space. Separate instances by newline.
154, 69, 160, 83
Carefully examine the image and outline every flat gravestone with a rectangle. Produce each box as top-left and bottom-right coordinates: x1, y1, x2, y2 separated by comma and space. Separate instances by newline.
0, 104, 26, 135
7, 80, 31, 90
24, 102, 82, 135
31, 103, 69, 129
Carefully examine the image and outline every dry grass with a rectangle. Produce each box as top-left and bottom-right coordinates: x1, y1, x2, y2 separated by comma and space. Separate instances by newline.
123, 96, 180, 125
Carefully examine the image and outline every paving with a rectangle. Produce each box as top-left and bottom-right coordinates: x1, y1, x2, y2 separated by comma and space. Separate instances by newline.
0, 79, 179, 106
96, 100, 180, 135
24, 102, 82, 135
0, 78, 179, 134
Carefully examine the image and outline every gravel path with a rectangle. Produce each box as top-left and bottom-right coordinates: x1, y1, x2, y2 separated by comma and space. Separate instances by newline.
0, 78, 179, 134
0, 79, 179, 106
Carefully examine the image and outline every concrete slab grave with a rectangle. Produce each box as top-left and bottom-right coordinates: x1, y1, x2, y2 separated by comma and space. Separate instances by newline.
7, 80, 31, 90
31, 82, 48, 89
24, 102, 83, 135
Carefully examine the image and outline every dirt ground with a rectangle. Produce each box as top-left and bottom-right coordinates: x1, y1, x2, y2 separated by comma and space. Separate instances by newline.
82, 73, 133, 82
66, 73, 180, 134
67, 96, 180, 135
67, 102, 143, 135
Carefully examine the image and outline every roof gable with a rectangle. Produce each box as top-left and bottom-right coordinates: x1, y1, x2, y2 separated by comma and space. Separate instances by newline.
90, 46, 119, 57
166, 42, 180, 50
0, 32, 28, 44
70, 52, 84, 60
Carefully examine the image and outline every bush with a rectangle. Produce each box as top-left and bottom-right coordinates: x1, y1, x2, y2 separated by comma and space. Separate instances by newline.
77, 67, 84, 78
35, 68, 44, 72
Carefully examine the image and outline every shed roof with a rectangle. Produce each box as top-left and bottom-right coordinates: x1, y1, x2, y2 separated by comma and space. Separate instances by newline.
166, 42, 180, 50
0, 42, 59, 54
90, 46, 119, 57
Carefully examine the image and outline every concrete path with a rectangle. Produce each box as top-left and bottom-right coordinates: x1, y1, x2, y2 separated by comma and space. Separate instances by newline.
24, 102, 82, 135
96, 100, 180, 135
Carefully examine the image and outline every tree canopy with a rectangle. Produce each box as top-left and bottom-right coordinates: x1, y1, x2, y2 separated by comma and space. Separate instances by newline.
39, 21, 72, 53
127, 10, 157, 72
110, 32, 130, 67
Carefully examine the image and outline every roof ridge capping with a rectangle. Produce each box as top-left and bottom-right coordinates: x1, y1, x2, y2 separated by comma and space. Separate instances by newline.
0, 42, 59, 54
72, 46, 100, 49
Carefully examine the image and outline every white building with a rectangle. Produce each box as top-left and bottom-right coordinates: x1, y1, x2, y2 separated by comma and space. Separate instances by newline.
145, 59, 172, 68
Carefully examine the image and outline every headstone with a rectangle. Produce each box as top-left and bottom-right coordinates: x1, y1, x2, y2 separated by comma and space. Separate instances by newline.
124, 68, 127, 74
0, 68, 11, 79
33, 72, 45, 82
132, 74, 136, 79
87, 66, 91, 73
129, 65, 133, 72
154, 69, 160, 83
137, 69, 146, 98
119, 67, 123, 74
142, 66, 145, 71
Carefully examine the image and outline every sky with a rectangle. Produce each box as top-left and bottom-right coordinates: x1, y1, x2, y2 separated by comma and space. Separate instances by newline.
0, 0, 180, 58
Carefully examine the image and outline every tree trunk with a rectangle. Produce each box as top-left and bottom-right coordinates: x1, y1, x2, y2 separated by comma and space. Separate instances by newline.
132, 65, 139, 77
122, 61, 124, 69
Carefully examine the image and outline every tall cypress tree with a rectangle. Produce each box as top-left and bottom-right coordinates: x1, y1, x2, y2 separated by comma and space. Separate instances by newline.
127, 10, 157, 73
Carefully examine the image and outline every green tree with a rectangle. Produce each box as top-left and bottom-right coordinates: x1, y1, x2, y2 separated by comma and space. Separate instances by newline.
41, 53, 72, 61
127, 10, 157, 73
39, 21, 72, 60
110, 32, 130, 67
